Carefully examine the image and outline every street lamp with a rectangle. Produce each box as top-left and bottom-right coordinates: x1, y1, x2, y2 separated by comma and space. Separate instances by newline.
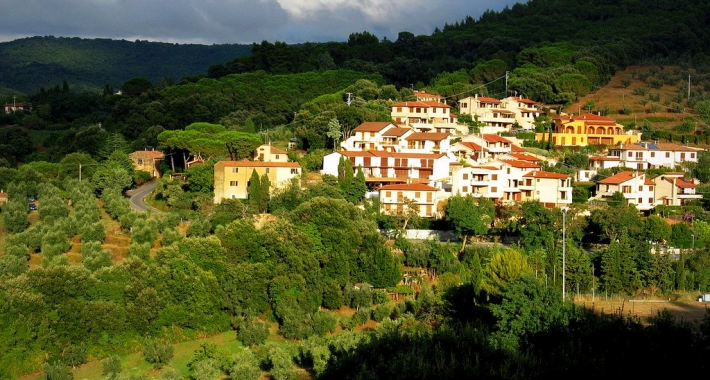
561, 206, 569, 301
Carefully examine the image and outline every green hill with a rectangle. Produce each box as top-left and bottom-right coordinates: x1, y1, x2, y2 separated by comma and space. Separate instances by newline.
0, 36, 252, 95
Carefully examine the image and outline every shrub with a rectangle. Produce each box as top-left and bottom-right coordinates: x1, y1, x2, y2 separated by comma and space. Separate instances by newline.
268, 347, 299, 380
311, 311, 338, 336
352, 308, 371, 325
372, 291, 389, 305
102, 355, 122, 376
237, 317, 270, 347
63, 344, 87, 368
143, 338, 174, 369
229, 349, 261, 380
128, 242, 151, 261
42, 361, 73, 380
373, 304, 392, 322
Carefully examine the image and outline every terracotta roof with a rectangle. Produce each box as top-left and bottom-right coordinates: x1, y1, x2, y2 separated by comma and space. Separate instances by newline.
352, 122, 394, 133
269, 146, 288, 154
218, 160, 301, 168
663, 176, 696, 188
455, 141, 487, 152
406, 132, 450, 141
507, 153, 540, 161
499, 159, 541, 169
465, 96, 500, 103
508, 96, 538, 105
510, 145, 526, 152
523, 170, 570, 179
589, 155, 620, 161
337, 151, 446, 159
382, 127, 411, 137
482, 134, 512, 143
414, 91, 442, 99
391, 101, 451, 108
598, 171, 649, 185
654, 143, 698, 152
379, 183, 439, 191
131, 150, 165, 159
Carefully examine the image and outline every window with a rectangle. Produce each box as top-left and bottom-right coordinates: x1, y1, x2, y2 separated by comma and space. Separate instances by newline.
232, 167, 239, 173
649, 198, 653, 204
290, 168, 299, 174
229, 181, 238, 186
385, 191, 391, 197
681, 153, 686, 159
651, 152, 655, 157
506, 168, 510, 174
639, 185, 643, 191
491, 187, 498, 192
415, 191, 421, 198
463, 173, 469, 180
265, 168, 270, 174
560, 191, 566, 199
275, 155, 280, 160
492, 174, 498, 180
462, 186, 469, 193
397, 107, 402, 112
691, 153, 696, 159
638, 198, 642, 204
628, 152, 633, 157
231, 194, 237, 198
666, 152, 670, 158
137, 159, 144, 165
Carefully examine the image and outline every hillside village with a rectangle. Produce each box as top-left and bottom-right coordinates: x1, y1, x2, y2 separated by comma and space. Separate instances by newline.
204, 90, 704, 221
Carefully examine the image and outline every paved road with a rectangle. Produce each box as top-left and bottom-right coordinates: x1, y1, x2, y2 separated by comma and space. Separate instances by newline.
126, 181, 161, 213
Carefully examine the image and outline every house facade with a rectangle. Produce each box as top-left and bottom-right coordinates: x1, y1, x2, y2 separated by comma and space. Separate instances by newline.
322, 151, 449, 187
520, 171, 573, 207
653, 172, 703, 206
378, 183, 442, 218
595, 171, 655, 211
457, 95, 542, 131
390, 101, 452, 127
213, 160, 302, 203
4, 102, 31, 114
253, 144, 288, 162
608, 142, 700, 169
128, 150, 165, 178
536, 113, 641, 147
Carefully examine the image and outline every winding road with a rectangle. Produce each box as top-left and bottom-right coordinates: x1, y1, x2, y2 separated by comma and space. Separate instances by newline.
126, 181, 162, 213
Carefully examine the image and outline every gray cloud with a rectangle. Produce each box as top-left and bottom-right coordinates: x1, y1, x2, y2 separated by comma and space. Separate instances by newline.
0, 0, 521, 44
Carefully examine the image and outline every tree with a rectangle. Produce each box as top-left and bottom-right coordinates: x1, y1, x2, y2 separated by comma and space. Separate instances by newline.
143, 338, 174, 369
102, 356, 122, 377
337, 156, 354, 198
248, 170, 265, 213
121, 76, 152, 96
601, 238, 641, 294
326, 118, 343, 149
445, 194, 494, 252
42, 361, 73, 380
230, 349, 261, 380
643, 215, 672, 243
484, 249, 533, 296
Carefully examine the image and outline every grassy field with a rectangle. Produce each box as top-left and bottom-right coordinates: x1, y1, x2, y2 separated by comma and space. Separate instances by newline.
574, 295, 710, 323
567, 65, 703, 136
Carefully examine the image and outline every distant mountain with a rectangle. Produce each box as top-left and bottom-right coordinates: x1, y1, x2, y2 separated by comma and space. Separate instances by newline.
0, 36, 252, 95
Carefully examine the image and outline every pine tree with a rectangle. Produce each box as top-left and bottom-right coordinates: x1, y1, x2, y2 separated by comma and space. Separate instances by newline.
248, 170, 262, 213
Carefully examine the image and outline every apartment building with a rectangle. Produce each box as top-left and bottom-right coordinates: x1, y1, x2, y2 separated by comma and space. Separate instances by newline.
321, 151, 450, 187
653, 172, 703, 206
340, 122, 400, 151
451, 165, 504, 201
378, 183, 442, 218
536, 113, 641, 147
520, 171, 573, 207
390, 100, 452, 127
214, 160, 302, 203
608, 142, 700, 169
253, 144, 289, 162
457, 94, 542, 131
595, 171, 655, 211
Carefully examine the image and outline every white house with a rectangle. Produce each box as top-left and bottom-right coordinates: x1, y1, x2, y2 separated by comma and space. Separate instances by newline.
595, 171, 656, 211
608, 142, 700, 169
653, 172, 703, 206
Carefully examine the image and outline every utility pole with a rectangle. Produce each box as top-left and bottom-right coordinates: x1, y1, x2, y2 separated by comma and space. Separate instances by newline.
688, 74, 691, 100
505, 71, 509, 97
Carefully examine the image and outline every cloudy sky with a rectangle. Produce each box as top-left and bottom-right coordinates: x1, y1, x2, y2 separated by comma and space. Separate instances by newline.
0, 0, 522, 45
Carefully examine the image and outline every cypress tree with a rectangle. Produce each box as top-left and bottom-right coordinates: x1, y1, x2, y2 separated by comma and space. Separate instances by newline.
248, 170, 262, 212
259, 172, 271, 212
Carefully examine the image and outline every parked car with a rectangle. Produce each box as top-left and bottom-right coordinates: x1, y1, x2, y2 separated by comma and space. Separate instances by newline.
29, 203, 37, 211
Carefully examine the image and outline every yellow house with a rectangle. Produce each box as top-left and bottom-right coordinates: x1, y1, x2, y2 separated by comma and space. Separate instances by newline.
535, 113, 641, 147
253, 144, 288, 162
128, 150, 165, 177
213, 160, 302, 203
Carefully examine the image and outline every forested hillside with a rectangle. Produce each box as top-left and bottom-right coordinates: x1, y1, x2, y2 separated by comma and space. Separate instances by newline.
0, 36, 252, 95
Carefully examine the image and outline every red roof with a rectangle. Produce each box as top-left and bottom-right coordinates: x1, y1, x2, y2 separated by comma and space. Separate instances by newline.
218, 160, 301, 168
509, 96, 538, 105
589, 155, 620, 161
406, 132, 450, 141
382, 127, 411, 137
500, 159, 541, 169
391, 101, 451, 109
469, 96, 500, 103
131, 150, 165, 159
414, 91, 442, 99
662, 176, 697, 188
456, 141, 487, 152
379, 183, 439, 191
507, 153, 540, 162
598, 171, 653, 185
510, 145, 526, 152
337, 151, 446, 159
352, 122, 394, 133
523, 171, 570, 179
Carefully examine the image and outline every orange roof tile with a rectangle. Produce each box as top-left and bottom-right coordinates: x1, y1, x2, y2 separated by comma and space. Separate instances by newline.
406, 132, 450, 141
589, 155, 620, 161
391, 101, 451, 108
523, 170, 570, 179
218, 160, 301, 168
500, 159, 541, 169
352, 122, 394, 133
508, 153, 541, 161
598, 171, 643, 185
379, 183, 439, 191
382, 128, 411, 137
131, 150, 165, 159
